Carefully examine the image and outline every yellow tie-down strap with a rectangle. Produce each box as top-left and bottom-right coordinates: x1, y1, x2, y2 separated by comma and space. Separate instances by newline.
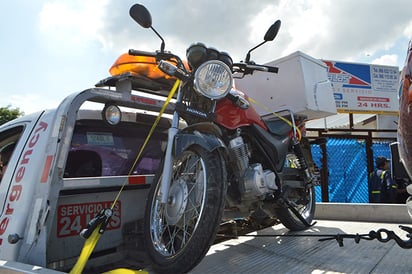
248, 96, 302, 139
103, 268, 149, 274
69, 79, 180, 274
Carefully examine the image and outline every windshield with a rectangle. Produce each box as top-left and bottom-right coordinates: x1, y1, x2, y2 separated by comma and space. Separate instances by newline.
65, 119, 166, 178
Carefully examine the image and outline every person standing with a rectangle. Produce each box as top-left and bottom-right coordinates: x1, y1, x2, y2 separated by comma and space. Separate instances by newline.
368, 156, 397, 203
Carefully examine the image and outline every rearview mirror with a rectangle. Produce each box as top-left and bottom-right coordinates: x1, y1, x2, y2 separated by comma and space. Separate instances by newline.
264, 20, 281, 42
129, 4, 152, 28
244, 19, 281, 63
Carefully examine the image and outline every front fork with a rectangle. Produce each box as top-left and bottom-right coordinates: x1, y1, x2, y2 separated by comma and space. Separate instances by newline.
159, 87, 182, 203
159, 124, 178, 204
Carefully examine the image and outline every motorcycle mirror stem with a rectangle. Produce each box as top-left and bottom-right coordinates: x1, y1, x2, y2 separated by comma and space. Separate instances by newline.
129, 4, 166, 52
244, 19, 281, 63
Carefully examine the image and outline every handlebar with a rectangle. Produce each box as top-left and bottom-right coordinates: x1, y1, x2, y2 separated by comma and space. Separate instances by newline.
128, 48, 190, 82
128, 49, 157, 57
247, 64, 278, 73
233, 62, 278, 75
128, 49, 278, 78
129, 48, 186, 67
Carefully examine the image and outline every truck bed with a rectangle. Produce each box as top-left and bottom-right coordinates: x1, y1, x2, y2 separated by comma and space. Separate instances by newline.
1, 204, 411, 273
190, 219, 410, 273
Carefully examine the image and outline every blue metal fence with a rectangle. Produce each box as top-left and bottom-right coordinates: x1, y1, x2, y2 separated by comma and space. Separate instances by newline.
311, 138, 392, 203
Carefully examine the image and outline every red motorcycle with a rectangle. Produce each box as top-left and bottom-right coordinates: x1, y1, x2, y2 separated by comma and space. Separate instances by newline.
116, 4, 319, 273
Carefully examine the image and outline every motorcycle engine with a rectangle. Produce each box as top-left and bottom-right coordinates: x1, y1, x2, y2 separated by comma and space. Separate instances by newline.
229, 136, 277, 201
241, 163, 277, 200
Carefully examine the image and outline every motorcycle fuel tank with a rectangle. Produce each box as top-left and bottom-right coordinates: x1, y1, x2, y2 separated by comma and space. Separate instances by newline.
215, 96, 267, 130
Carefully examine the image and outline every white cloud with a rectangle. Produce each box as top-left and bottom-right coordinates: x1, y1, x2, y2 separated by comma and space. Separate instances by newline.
6, 93, 47, 115
247, 0, 333, 62
2, 1, 412, 115
38, 0, 110, 53
371, 54, 398, 66
404, 21, 412, 38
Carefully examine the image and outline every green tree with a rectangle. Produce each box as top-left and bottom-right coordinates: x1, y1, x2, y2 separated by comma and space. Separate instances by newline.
0, 105, 24, 126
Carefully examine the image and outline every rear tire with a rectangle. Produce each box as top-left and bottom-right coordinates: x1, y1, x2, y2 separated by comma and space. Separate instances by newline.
274, 185, 315, 231
274, 152, 316, 231
144, 146, 226, 274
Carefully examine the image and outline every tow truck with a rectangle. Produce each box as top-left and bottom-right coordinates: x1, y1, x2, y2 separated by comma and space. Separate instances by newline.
0, 63, 178, 272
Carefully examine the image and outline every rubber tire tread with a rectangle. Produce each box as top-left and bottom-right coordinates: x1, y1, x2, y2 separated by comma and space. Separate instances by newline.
275, 186, 316, 231
144, 146, 226, 274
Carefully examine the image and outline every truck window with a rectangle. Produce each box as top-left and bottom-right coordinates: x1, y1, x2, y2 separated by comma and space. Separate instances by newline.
0, 126, 23, 214
64, 120, 166, 178
0, 126, 23, 183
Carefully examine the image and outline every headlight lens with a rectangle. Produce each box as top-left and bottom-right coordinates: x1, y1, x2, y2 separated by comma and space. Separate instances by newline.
103, 104, 122, 125
194, 60, 233, 100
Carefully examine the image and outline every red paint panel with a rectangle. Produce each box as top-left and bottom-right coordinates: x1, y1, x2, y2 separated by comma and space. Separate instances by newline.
128, 176, 146, 185
40, 155, 53, 183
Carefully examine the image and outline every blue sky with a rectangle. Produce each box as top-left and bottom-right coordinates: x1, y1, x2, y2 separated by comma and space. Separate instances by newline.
1, 0, 412, 115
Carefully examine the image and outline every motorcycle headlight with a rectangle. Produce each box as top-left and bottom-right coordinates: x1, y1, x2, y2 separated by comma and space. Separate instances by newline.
194, 60, 233, 100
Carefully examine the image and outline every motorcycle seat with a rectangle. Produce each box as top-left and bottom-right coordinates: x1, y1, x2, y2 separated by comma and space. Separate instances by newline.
261, 113, 307, 137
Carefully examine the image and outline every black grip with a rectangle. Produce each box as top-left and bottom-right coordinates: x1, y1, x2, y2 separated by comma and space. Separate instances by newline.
264, 65, 279, 73
128, 49, 156, 57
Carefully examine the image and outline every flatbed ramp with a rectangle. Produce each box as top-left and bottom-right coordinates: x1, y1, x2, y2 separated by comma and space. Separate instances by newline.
1, 204, 411, 273
190, 205, 412, 273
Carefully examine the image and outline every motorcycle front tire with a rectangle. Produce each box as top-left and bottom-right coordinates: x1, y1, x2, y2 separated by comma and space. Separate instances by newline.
144, 145, 226, 274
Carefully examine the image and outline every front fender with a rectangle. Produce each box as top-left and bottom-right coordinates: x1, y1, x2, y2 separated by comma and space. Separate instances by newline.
174, 131, 226, 157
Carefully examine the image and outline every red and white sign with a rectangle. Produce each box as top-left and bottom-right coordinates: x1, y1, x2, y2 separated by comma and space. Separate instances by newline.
323, 60, 399, 115
57, 201, 121, 238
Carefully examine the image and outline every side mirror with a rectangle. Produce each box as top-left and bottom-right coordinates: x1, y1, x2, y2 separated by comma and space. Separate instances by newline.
244, 19, 281, 63
129, 4, 165, 52
129, 4, 152, 28
264, 20, 281, 42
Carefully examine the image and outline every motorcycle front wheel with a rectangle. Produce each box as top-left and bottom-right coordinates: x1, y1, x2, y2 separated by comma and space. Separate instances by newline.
144, 146, 226, 274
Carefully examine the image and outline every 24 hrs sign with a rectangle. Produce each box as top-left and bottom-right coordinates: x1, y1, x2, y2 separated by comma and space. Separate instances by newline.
57, 201, 121, 238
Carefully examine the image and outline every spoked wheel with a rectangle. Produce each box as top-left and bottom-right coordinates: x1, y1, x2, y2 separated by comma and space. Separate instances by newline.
274, 152, 316, 231
274, 185, 315, 231
144, 146, 226, 274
